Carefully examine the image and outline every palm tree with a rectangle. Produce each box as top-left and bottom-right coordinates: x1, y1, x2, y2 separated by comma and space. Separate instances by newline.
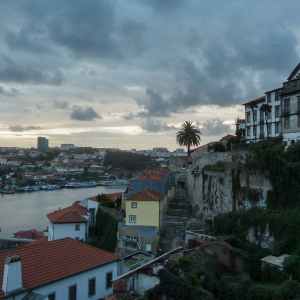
248, 101, 258, 141
260, 104, 272, 139
176, 121, 201, 156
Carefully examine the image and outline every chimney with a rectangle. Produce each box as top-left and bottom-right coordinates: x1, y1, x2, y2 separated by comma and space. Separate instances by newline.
2, 255, 22, 294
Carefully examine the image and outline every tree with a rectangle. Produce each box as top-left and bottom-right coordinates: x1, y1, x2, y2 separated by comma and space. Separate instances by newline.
176, 121, 201, 156
260, 103, 272, 139
248, 101, 258, 141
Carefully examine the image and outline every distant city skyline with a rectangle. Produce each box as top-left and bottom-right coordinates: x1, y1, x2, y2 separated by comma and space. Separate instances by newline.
1, 1, 299, 150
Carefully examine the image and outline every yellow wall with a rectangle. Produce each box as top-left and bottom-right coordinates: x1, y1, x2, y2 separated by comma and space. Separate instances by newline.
126, 200, 160, 232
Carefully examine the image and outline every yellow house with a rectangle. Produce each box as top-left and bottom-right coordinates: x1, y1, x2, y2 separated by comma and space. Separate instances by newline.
125, 188, 167, 233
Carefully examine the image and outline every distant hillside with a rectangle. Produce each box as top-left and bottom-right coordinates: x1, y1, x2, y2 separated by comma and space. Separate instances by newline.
103, 151, 159, 171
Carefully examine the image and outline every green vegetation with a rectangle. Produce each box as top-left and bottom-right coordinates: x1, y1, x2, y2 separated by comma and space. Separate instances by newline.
103, 151, 159, 171
204, 160, 225, 172
176, 121, 201, 156
90, 208, 118, 253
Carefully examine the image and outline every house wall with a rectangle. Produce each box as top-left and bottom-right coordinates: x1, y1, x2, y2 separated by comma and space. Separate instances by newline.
135, 273, 160, 295
6, 261, 119, 300
50, 223, 87, 241
126, 200, 160, 232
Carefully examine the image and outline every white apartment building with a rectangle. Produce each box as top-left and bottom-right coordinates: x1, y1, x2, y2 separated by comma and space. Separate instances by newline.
244, 63, 300, 147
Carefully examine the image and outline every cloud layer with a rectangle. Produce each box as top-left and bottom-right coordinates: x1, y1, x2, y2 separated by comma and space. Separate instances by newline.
0, 0, 299, 149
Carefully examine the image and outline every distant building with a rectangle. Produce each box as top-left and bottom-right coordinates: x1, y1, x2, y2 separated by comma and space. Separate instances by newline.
37, 137, 49, 151
60, 143, 75, 150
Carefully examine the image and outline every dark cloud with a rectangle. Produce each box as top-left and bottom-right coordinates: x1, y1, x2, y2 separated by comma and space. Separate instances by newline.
197, 119, 232, 137
70, 106, 102, 121
0, 85, 19, 97
10, 125, 42, 132
0, 56, 65, 85
52, 99, 69, 109
140, 118, 176, 132
46, 0, 121, 60
5, 22, 49, 53
122, 112, 134, 121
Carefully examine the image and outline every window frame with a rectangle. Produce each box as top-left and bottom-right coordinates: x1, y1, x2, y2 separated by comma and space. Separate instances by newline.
284, 117, 290, 129
88, 277, 96, 297
69, 284, 77, 300
284, 99, 290, 113
275, 123, 280, 134
267, 93, 271, 103
131, 202, 137, 208
246, 112, 250, 123
275, 106, 280, 118
47, 292, 56, 300
75, 224, 80, 231
275, 91, 279, 101
129, 215, 136, 223
106, 271, 113, 290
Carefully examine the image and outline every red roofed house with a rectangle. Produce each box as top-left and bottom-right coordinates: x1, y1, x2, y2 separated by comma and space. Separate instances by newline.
0, 237, 120, 300
47, 204, 89, 242
117, 188, 166, 255
14, 229, 45, 240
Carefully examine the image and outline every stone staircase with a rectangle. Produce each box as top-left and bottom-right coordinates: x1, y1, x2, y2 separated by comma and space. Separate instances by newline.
160, 190, 190, 253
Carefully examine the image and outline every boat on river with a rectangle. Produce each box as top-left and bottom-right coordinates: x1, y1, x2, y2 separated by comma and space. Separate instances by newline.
23, 186, 40, 192
64, 182, 82, 188
40, 184, 60, 190
81, 181, 98, 187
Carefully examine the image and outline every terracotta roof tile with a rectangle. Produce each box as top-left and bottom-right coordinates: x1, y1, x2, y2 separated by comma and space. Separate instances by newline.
154, 167, 175, 174
236, 118, 245, 124
126, 188, 164, 201
137, 174, 164, 181
219, 134, 235, 142
191, 142, 214, 152
177, 156, 192, 163
47, 204, 88, 223
0, 238, 120, 298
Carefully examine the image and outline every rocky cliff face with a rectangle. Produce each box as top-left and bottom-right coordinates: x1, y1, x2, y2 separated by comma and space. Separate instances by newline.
182, 151, 272, 224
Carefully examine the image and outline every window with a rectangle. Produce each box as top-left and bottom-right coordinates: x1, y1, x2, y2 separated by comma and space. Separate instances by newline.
267, 125, 271, 135
48, 293, 55, 300
260, 125, 264, 135
253, 126, 257, 136
89, 208, 96, 226
246, 112, 250, 123
260, 112, 264, 122
275, 123, 280, 134
129, 215, 136, 223
275, 106, 280, 118
286, 83, 291, 92
267, 111, 271, 119
246, 127, 250, 136
253, 111, 257, 122
131, 202, 137, 208
284, 117, 290, 129
267, 93, 271, 103
298, 97, 300, 111
298, 115, 300, 128
284, 99, 290, 113
75, 224, 80, 231
75, 237, 79, 240
106, 271, 113, 289
293, 81, 298, 90
275, 91, 279, 101
291, 140, 295, 145
88, 278, 96, 296
69, 285, 76, 300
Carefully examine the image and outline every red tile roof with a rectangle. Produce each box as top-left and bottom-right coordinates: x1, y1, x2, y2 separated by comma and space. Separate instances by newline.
47, 204, 88, 223
126, 188, 164, 201
88, 192, 123, 203
137, 174, 164, 181
236, 118, 245, 124
191, 142, 214, 153
154, 167, 174, 174
0, 238, 120, 298
219, 134, 235, 142
177, 156, 192, 163
242, 96, 265, 106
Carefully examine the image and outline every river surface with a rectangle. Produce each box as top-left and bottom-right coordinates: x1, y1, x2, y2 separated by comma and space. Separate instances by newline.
0, 186, 126, 237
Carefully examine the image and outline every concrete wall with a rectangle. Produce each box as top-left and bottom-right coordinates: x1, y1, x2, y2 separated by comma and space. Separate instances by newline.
135, 273, 160, 295
126, 200, 160, 232
51, 222, 87, 241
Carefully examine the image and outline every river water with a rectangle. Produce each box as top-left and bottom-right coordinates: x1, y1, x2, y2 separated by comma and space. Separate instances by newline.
0, 186, 126, 237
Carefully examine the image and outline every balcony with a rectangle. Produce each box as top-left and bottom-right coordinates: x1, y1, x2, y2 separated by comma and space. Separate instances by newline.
281, 110, 290, 116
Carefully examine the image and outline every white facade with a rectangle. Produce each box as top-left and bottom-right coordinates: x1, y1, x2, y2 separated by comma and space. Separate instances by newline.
48, 221, 87, 242
79, 199, 99, 226
3, 261, 118, 300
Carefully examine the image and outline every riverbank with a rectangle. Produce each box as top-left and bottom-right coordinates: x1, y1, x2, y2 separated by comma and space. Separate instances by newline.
0, 186, 125, 237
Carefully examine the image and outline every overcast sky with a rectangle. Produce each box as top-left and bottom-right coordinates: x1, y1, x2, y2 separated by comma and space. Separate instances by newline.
0, 0, 299, 151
